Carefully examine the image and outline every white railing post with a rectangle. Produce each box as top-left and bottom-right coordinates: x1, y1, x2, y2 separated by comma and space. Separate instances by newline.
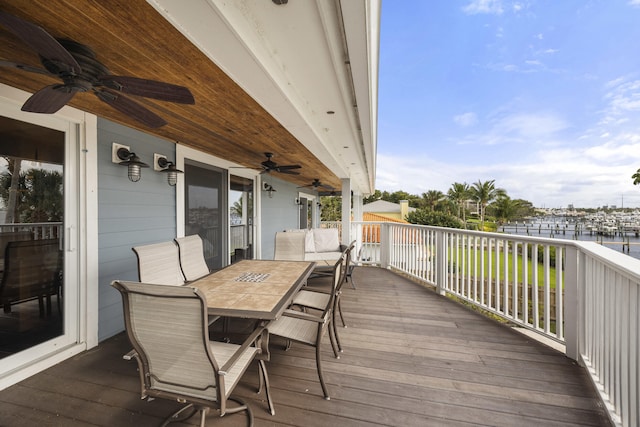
564, 245, 580, 362
380, 222, 390, 269
435, 228, 446, 295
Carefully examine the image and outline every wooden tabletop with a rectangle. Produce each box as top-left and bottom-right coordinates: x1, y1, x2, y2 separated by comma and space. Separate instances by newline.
189, 259, 315, 320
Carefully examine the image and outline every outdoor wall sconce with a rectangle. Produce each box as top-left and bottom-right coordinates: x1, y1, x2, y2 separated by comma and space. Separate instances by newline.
154, 153, 183, 186
263, 182, 276, 198
295, 197, 301, 205
112, 142, 148, 182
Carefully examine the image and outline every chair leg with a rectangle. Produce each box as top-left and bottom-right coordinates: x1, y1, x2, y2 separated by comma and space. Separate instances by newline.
337, 297, 347, 328
161, 403, 198, 426
258, 359, 276, 415
347, 267, 356, 289
315, 341, 330, 400
331, 305, 343, 353
327, 319, 340, 359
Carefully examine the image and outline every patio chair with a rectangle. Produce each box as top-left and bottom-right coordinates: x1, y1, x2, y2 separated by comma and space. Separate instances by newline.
132, 241, 185, 285
289, 244, 351, 352
175, 235, 210, 281
345, 242, 360, 289
273, 231, 305, 261
0, 239, 62, 316
112, 280, 275, 426
267, 255, 342, 400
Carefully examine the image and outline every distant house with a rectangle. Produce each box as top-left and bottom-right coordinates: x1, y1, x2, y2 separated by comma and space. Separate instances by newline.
360, 200, 414, 244
363, 200, 415, 222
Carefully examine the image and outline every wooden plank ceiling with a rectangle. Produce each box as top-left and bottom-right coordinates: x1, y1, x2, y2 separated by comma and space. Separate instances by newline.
0, 0, 341, 190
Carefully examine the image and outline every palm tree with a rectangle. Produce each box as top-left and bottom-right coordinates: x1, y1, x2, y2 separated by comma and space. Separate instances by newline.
633, 169, 640, 185
447, 182, 471, 225
421, 190, 444, 211
470, 180, 505, 230
490, 195, 520, 225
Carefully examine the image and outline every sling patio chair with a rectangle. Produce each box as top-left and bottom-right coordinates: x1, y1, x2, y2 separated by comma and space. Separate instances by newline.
175, 234, 211, 282
112, 280, 275, 426
273, 231, 305, 261
267, 255, 342, 400
289, 243, 351, 353
132, 241, 185, 285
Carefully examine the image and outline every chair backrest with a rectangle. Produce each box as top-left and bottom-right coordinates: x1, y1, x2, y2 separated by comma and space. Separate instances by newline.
274, 231, 305, 260
175, 235, 210, 281
132, 241, 185, 285
0, 231, 33, 262
112, 280, 221, 401
1, 239, 62, 302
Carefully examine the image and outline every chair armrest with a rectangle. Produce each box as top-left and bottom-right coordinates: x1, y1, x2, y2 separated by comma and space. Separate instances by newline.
219, 325, 266, 374
280, 308, 328, 323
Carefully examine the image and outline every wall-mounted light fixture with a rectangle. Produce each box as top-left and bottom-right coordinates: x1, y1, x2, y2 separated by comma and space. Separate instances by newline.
294, 197, 301, 205
154, 153, 183, 186
112, 142, 149, 182
263, 182, 276, 198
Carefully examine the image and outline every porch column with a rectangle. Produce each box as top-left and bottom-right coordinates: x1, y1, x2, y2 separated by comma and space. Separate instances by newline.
341, 178, 352, 246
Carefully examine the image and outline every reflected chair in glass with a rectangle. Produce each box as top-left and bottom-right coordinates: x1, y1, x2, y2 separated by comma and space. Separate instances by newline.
112, 280, 275, 426
267, 256, 342, 400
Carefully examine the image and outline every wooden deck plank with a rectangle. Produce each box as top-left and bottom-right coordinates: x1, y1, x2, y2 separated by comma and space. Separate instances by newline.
0, 267, 611, 426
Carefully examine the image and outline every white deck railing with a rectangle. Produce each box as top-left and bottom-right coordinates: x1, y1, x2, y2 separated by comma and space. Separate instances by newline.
323, 220, 638, 427
0, 222, 62, 239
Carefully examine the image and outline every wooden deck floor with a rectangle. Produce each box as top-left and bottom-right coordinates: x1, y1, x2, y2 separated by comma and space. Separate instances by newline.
0, 267, 611, 426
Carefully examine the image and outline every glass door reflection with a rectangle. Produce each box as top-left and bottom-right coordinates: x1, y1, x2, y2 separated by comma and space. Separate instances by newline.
0, 116, 64, 359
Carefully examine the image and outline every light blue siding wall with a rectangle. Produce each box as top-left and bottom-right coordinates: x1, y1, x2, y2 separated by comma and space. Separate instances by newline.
97, 119, 177, 341
260, 176, 308, 260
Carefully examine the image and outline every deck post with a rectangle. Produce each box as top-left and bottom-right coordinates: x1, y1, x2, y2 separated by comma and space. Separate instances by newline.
380, 222, 390, 268
564, 245, 580, 362
435, 229, 446, 295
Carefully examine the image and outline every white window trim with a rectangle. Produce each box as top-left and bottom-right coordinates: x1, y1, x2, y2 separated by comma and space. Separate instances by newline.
175, 145, 261, 259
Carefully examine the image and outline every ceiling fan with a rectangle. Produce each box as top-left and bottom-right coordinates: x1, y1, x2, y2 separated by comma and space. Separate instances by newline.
0, 10, 195, 128
298, 178, 334, 191
256, 152, 301, 175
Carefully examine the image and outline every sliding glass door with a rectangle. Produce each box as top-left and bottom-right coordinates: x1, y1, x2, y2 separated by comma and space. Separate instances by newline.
183, 160, 227, 270
0, 112, 79, 367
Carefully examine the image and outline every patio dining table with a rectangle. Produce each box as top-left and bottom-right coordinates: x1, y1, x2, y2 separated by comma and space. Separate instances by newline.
189, 259, 315, 360
189, 259, 315, 320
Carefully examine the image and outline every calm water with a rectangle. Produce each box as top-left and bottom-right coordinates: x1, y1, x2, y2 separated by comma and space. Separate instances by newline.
499, 219, 640, 261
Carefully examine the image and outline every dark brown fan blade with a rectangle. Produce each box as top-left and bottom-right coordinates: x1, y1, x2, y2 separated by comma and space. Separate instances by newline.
277, 164, 302, 171
0, 11, 80, 73
276, 169, 300, 175
22, 85, 75, 113
95, 89, 167, 128
0, 60, 51, 75
98, 75, 195, 104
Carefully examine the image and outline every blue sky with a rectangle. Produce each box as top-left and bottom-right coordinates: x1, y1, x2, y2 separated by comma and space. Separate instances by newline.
377, 0, 640, 208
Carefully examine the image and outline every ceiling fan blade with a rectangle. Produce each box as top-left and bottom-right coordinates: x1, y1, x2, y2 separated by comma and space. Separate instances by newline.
0, 11, 80, 73
276, 169, 300, 175
0, 60, 51, 75
99, 75, 195, 104
276, 164, 302, 170
95, 89, 167, 128
22, 85, 75, 113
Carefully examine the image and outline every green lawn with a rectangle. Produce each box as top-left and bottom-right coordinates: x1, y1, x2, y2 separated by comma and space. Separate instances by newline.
449, 246, 562, 289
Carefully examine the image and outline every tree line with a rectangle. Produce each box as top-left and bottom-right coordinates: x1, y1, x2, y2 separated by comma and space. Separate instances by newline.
321, 179, 536, 230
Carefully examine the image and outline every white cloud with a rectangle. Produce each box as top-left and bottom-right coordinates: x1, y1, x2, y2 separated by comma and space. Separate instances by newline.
462, 0, 504, 15
629, 0, 640, 7
454, 112, 478, 127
